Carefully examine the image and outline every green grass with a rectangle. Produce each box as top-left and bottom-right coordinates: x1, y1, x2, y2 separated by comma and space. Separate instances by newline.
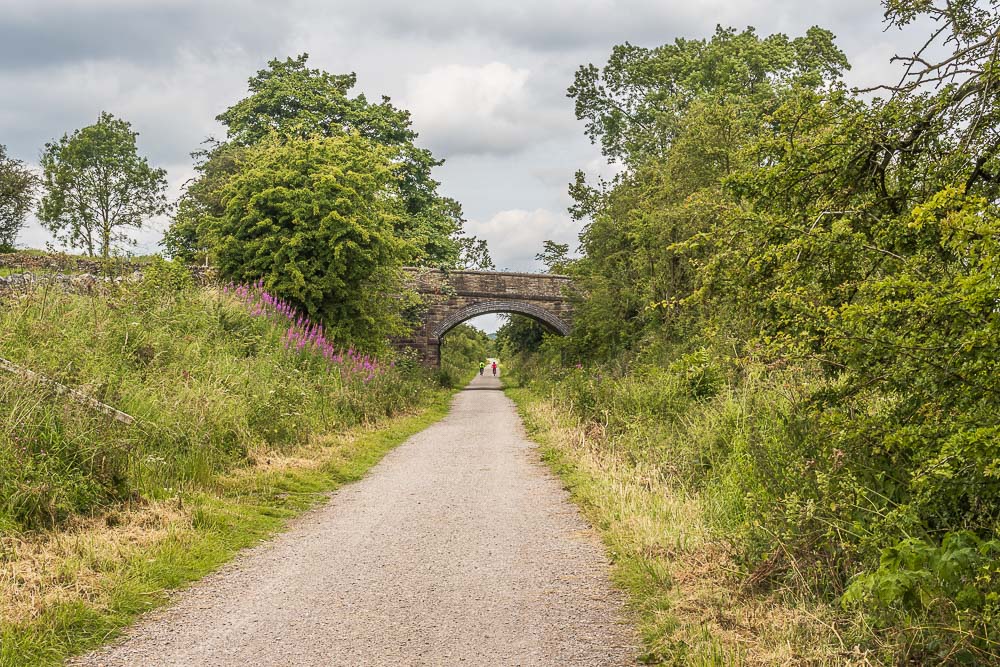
0, 393, 453, 666
504, 383, 849, 666
0, 266, 453, 664
0, 271, 431, 530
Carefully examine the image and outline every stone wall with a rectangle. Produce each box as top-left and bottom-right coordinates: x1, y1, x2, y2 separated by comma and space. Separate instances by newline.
0, 253, 213, 295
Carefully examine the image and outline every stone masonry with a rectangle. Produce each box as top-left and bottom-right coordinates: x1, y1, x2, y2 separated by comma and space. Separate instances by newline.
399, 267, 574, 366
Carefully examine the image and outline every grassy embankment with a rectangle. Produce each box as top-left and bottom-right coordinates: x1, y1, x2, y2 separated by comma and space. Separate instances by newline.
0, 264, 452, 666
505, 366, 860, 666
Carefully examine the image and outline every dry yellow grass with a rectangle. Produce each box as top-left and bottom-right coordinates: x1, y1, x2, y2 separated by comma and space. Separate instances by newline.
1, 401, 444, 645
1, 501, 191, 623
517, 394, 877, 666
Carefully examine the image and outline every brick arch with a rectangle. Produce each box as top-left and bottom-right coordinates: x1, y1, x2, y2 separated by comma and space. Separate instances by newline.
434, 300, 572, 339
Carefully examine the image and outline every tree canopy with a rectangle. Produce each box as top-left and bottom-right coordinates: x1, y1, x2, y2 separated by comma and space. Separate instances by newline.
568, 25, 849, 167
529, 2, 1000, 659
167, 54, 488, 270
214, 134, 408, 347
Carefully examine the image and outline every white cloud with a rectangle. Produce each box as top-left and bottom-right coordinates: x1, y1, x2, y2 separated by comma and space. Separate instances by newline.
404, 63, 567, 157
466, 208, 581, 272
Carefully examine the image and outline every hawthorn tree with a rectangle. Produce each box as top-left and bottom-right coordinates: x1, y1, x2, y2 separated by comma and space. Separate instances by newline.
38, 112, 167, 258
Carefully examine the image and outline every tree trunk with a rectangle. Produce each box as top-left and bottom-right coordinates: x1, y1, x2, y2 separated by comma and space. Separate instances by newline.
101, 205, 111, 259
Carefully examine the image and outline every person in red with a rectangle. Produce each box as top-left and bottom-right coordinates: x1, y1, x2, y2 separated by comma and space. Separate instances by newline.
491, 361, 498, 376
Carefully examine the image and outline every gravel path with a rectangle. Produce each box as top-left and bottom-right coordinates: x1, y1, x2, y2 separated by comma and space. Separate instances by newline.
76, 374, 637, 666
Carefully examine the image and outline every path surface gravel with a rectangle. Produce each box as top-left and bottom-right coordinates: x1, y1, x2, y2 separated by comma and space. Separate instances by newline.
75, 374, 637, 666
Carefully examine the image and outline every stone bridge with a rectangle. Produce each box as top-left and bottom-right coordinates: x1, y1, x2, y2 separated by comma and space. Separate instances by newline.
399, 268, 574, 365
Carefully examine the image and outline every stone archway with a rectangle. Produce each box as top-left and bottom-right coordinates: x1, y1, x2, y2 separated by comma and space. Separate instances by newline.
398, 268, 575, 365
434, 300, 571, 339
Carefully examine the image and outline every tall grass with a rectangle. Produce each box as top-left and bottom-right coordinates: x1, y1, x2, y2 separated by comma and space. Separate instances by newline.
508, 340, 1000, 663
0, 263, 430, 532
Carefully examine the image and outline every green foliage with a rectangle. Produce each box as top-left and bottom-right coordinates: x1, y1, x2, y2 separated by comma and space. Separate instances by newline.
496, 314, 549, 358
568, 25, 848, 166
212, 134, 408, 348
540, 4, 1000, 660
458, 236, 495, 270
844, 532, 1000, 663
0, 281, 431, 532
137, 256, 195, 297
534, 240, 570, 273
167, 54, 489, 270
0, 144, 38, 252
438, 323, 492, 387
38, 112, 167, 259
162, 142, 245, 264
217, 54, 412, 148
0, 384, 130, 530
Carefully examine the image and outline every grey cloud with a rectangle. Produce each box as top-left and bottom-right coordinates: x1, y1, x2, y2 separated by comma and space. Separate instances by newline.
0, 1, 293, 70
465, 208, 581, 272
401, 62, 578, 158
325, 0, 727, 52
307, 0, 897, 56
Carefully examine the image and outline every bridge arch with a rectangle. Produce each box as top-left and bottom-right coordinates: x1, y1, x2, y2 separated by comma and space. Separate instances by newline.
434, 300, 572, 339
397, 267, 575, 365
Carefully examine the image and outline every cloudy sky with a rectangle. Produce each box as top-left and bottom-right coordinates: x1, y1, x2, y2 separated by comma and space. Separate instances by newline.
2, 0, 928, 328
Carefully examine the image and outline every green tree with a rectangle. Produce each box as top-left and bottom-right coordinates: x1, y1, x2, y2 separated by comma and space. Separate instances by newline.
458, 236, 495, 270
568, 25, 848, 167
551, 4, 1000, 658
168, 55, 485, 268
496, 315, 548, 357
0, 144, 38, 252
564, 27, 849, 358
38, 112, 167, 259
535, 240, 570, 272
213, 134, 408, 347
162, 141, 245, 264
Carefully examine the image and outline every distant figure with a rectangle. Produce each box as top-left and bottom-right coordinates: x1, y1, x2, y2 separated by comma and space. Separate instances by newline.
479, 361, 485, 376
491, 361, 498, 377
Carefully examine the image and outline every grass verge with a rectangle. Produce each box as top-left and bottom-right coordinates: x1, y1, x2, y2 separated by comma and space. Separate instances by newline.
0, 391, 453, 667
505, 385, 859, 666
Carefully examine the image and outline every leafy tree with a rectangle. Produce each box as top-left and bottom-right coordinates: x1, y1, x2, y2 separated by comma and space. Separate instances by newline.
564, 27, 849, 358
458, 236, 495, 270
168, 55, 486, 268
217, 54, 413, 147
496, 315, 548, 357
568, 25, 848, 167
0, 144, 38, 252
550, 4, 1000, 658
162, 142, 245, 264
38, 112, 167, 259
213, 134, 408, 347
534, 240, 570, 273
